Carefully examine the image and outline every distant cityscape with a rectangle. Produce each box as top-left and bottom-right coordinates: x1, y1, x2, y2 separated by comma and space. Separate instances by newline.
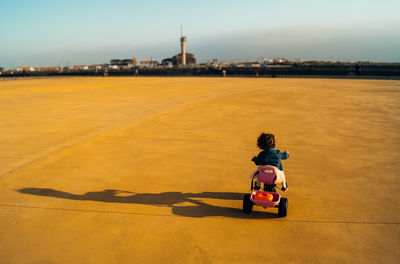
1, 33, 400, 78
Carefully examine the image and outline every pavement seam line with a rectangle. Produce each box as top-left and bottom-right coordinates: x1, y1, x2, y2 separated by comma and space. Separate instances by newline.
0, 203, 399, 225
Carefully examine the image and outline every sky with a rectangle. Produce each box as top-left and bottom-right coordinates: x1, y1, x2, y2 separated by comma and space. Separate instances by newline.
1, 0, 399, 67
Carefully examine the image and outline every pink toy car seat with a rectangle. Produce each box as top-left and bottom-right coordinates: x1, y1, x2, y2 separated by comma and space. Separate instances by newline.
256, 165, 278, 185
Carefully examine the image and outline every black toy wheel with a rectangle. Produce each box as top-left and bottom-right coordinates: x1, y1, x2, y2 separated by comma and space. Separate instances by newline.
278, 197, 288, 217
243, 194, 253, 213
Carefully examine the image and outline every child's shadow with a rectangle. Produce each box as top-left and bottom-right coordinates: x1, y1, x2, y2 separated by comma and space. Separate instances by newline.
17, 188, 280, 219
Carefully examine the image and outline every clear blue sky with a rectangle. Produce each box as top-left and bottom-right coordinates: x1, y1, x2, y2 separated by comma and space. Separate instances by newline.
1, 0, 399, 67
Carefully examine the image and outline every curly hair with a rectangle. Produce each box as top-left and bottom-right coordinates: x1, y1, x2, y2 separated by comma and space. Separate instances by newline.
257, 133, 275, 150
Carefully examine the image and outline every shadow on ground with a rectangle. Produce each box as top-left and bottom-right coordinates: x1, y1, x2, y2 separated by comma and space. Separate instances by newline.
17, 188, 280, 219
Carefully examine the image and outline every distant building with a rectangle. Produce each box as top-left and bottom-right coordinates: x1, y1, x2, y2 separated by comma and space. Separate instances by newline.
122, 59, 133, 65
81, 65, 96, 71
220, 62, 231, 67
139, 60, 159, 67
294, 58, 305, 63
274, 58, 289, 64
68, 65, 98, 71
236, 61, 258, 67
110, 57, 136, 67
173, 53, 196, 65
17, 66, 60, 72
181, 36, 187, 65
161, 29, 196, 66
17, 66, 33, 72
162, 53, 196, 66
161, 58, 174, 66
110, 59, 121, 65
47, 67, 60, 72
258, 57, 274, 65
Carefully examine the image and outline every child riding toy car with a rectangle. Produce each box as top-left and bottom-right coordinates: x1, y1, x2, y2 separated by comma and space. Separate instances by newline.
243, 165, 288, 217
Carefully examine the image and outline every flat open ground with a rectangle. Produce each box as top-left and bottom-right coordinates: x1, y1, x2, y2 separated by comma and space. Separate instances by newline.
0, 77, 399, 263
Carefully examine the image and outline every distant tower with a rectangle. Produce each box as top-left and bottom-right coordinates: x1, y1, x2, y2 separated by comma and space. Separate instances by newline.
180, 25, 187, 66
132, 56, 137, 66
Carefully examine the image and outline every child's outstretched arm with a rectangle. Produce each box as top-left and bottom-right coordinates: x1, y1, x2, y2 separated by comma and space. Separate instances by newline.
281, 151, 290, 160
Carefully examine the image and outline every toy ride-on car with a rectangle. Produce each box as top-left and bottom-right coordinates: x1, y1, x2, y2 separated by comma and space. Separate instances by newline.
243, 165, 288, 217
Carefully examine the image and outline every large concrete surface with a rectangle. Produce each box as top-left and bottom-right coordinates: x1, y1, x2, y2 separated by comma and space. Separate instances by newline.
0, 77, 399, 263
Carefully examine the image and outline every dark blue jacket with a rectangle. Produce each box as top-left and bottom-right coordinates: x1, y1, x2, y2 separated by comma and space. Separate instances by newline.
252, 148, 289, 171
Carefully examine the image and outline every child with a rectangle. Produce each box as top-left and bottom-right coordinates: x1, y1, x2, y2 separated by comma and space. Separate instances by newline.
251, 133, 289, 191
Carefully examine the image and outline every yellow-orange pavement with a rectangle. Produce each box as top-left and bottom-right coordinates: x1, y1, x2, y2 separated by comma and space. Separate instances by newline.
0, 77, 399, 263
